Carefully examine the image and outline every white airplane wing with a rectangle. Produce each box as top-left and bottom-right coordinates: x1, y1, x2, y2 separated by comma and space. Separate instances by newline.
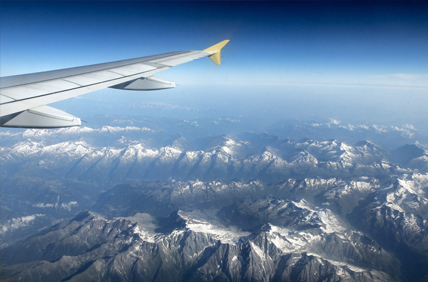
0, 40, 229, 128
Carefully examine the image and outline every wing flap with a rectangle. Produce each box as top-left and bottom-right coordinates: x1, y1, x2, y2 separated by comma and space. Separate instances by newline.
110, 76, 175, 91
1, 105, 81, 128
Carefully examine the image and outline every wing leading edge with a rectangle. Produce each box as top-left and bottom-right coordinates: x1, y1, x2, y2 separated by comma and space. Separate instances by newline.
0, 40, 230, 128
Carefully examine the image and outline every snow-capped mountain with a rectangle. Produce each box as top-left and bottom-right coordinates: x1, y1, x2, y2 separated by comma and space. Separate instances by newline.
1, 209, 398, 282
1, 124, 428, 281
2, 174, 427, 281
1, 131, 415, 186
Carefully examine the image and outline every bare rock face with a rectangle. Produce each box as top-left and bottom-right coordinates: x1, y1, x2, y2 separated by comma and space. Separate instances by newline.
1, 183, 406, 282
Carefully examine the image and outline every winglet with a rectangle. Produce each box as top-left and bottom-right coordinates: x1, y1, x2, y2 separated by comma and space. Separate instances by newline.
204, 40, 230, 65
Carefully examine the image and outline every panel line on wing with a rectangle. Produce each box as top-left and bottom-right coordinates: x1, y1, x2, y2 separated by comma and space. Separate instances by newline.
0, 94, 16, 104
61, 79, 84, 87
106, 70, 127, 77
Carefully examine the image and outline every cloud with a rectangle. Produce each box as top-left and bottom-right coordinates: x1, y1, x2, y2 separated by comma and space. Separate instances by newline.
15, 126, 154, 138
329, 119, 341, 125
61, 201, 78, 211
129, 101, 199, 112
309, 120, 417, 138
259, 73, 428, 90
391, 74, 428, 80
32, 201, 78, 211
391, 124, 417, 138
1, 214, 45, 234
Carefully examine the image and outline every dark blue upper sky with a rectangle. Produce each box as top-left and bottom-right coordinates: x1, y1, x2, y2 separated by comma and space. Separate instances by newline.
1, 1, 427, 125
2, 1, 427, 77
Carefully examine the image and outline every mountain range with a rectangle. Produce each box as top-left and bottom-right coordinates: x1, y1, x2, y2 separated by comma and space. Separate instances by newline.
1, 121, 428, 281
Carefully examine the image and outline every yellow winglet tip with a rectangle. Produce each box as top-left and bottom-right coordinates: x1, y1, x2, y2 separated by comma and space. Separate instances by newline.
204, 40, 230, 65
204, 39, 230, 52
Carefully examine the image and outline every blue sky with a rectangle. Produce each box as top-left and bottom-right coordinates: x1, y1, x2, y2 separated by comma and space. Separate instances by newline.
1, 1, 428, 126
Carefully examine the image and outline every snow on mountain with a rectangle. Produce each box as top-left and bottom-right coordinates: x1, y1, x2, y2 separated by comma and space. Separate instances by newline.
1, 173, 422, 280
178, 210, 251, 244
3, 128, 424, 185
2, 125, 428, 281
380, 177, 428, 217
345, 175, 428, 280
1, 210, 398, 282
7, 140, 45, 157
219, 196, 348, 236
289, 150, 318, 166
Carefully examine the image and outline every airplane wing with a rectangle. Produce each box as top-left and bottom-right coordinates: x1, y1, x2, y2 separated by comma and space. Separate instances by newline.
0, 40, 229, 128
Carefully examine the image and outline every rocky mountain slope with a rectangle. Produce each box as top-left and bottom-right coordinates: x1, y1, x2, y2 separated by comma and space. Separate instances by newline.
1, 208, 398, 282
2, 173, 428, 281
